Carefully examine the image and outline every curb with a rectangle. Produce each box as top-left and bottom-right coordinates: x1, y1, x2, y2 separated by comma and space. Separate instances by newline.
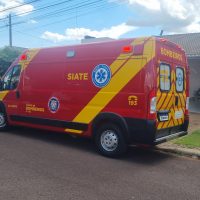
156, 146, 200, 160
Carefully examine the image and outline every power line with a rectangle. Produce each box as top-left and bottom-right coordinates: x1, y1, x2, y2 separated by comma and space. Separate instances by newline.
0, 0, 89, 21
18, 2, 120, 33
16, 0, 99, 21
12, 3, 119, 44
0, 0, 123, 48
12, 0, 74, 18
14, 29, 48, 41
29, 0, 101, 20
0, 0, 104, 29
0, 0, 99, 24
0, 0, 42, 13
0, 0, 122, 43
0, 0, 121, 31
0, 0, 43, 22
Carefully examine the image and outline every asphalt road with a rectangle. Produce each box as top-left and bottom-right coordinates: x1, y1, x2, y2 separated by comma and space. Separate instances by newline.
0, 127, 199, 200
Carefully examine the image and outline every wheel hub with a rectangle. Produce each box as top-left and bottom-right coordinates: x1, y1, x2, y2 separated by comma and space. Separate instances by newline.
101, 130, 118, 152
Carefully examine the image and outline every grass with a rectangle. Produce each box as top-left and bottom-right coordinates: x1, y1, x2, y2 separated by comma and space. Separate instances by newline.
174, 130, 200, 148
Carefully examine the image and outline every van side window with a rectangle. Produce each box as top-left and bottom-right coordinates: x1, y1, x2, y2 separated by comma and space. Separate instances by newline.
159, 63, 171, 91
1, 65, 21, 91
176, 67, 184, 92
67, 50, 75, 58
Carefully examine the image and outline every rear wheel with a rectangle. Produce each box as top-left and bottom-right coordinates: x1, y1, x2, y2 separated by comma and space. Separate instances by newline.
95, 123, 127, 157
0, 112, 8, 131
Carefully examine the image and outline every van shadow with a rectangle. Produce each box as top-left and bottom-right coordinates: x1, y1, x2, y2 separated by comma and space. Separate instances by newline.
6, 127, 173, 165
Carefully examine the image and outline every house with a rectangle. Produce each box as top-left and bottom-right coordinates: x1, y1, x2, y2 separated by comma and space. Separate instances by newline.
163, 33, 200, 113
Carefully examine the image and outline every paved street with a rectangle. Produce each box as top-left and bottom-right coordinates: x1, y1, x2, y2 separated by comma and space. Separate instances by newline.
0, 127, 199, 200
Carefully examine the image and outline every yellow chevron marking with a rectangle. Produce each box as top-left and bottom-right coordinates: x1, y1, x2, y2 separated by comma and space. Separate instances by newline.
157, 66, 188, 130
157, 122, 164, 129
65, 129, 83, 134
67, 38, 155, 127
168, 119, 174, 127
162, 111, 172, 129
179, 94, 185, 108
157, 89, 161, 98
157, 69, 174, 129
159, 107, 173, 129
162, 92, 172, 109
157, 93, 167, 110
0, 91, 9, 101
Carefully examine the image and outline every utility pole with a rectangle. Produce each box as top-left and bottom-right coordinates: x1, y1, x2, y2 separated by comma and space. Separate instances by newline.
9, 14, 12, 47
160, 30, 164, 36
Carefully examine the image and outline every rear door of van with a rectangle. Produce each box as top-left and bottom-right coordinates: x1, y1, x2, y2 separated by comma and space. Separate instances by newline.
156, 41, 188, 134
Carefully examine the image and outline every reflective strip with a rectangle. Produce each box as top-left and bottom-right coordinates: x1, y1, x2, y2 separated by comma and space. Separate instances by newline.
65, 129, 83, 134
69, 38, 155, 127
0, 91, 9, 101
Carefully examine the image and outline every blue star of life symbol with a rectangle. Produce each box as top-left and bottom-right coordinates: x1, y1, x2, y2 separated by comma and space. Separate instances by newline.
97, 69, 107, 83
92, 64, 111, 88
48, 97, 60, 113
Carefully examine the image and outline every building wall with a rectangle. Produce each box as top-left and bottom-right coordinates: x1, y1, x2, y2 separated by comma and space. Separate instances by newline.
188, 58, 200, 113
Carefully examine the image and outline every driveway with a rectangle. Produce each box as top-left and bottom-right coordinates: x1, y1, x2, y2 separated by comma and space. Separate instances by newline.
0, 128, 199, 200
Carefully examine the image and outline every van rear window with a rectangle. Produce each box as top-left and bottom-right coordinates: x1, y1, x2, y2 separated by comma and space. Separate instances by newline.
176, 67, 184, 92
159, 63, 171, 92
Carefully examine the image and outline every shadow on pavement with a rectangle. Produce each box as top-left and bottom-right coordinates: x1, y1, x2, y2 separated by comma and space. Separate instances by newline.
4, 126, 172, 164
5, 126, 95, 152
123, 146, 172, 164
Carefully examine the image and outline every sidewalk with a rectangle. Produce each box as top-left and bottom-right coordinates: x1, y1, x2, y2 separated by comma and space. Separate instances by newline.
157, 142, 200, 159
156, 113, 200, 159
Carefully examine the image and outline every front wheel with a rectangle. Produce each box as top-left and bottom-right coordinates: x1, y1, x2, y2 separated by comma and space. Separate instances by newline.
95, 123, 127, 157
0, 112, 8, 131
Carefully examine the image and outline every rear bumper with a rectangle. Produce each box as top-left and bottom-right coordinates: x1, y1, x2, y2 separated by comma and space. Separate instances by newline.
125, 117, 189, 145
154, 131, 187, 145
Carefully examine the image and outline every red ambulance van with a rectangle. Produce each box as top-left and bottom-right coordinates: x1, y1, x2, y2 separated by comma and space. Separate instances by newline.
0, 37, 189, 157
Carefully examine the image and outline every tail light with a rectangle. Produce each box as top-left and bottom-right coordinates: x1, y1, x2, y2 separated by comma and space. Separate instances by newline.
185, 97, 189, 115
150, 97, 157, 114
148, 89, 157, 119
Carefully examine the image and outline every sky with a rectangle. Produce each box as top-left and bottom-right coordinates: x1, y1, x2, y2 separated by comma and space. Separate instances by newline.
0, 0, 200, 48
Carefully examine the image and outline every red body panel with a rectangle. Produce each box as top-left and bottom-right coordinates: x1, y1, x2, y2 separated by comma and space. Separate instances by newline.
0, 37, 189, 142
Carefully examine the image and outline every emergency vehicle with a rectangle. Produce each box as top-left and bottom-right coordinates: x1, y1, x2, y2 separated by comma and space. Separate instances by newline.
0, 37, 189, 157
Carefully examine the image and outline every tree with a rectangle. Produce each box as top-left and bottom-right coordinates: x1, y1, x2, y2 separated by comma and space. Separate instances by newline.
0, 46, 24, 77
0, 58, 11, 77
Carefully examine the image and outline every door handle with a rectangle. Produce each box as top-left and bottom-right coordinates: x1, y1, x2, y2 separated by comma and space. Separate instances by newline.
16, 91, 20, 99
175, 96, 178, 106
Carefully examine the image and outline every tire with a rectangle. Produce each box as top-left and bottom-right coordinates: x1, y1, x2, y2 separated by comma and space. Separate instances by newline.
0, 112, 8, 131
95, 123, 127, 157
